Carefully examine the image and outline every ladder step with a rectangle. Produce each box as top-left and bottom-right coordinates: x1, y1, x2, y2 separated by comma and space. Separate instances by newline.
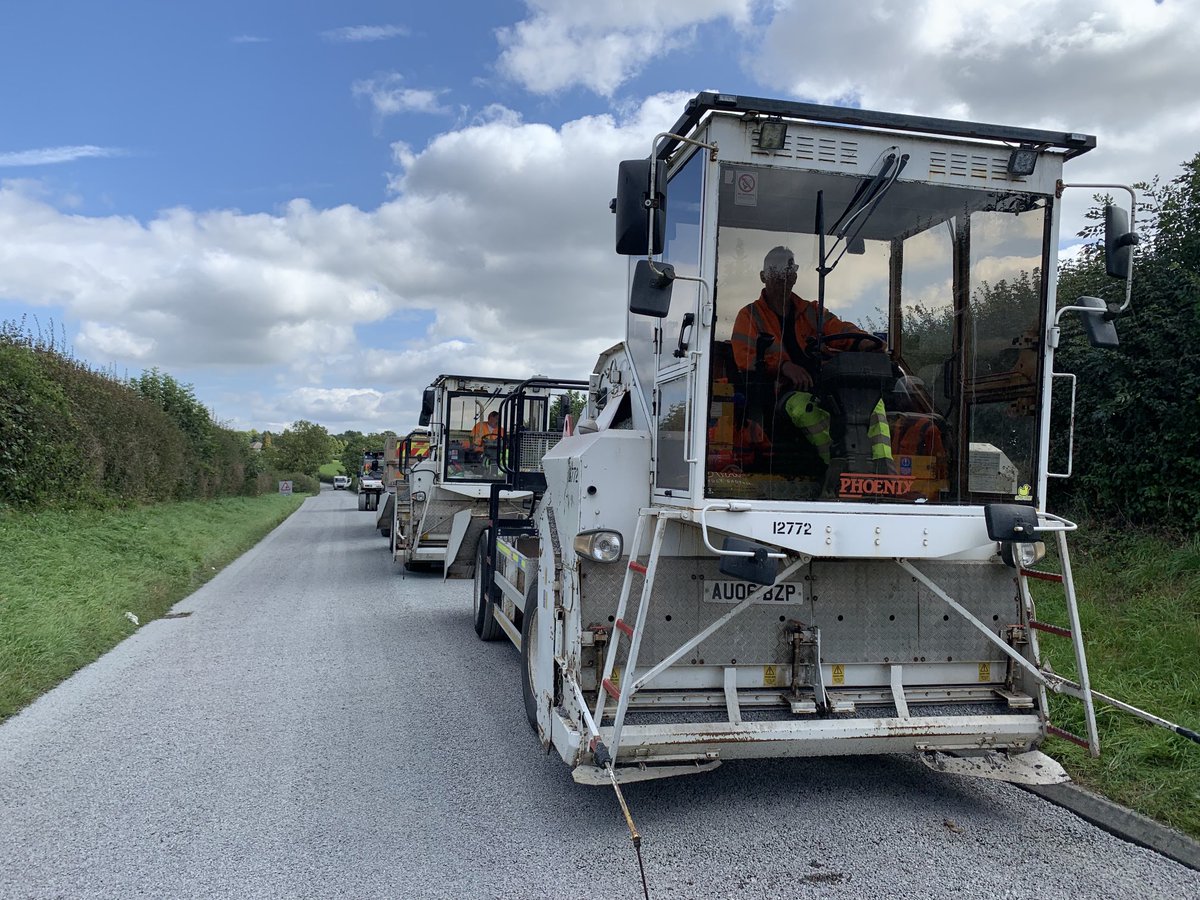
1047, 723, 1090, 749
602, 678, 621, 700
1030, 620, 1073, 638
628, 560, 647, 574
614, 618, 634, 639
1021, 568, 1064, 583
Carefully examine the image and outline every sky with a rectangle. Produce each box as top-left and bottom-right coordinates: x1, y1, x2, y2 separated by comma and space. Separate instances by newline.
1, 0, 1195, 434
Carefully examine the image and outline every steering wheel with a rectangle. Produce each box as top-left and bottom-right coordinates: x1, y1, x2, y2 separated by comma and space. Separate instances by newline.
818, 331, 886, 352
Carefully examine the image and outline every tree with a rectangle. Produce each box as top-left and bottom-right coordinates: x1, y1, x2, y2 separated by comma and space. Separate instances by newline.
1051, 152, 1200, 529
266, 420, 337, 476
129, 368, 214, 461
550, 390, 587, 428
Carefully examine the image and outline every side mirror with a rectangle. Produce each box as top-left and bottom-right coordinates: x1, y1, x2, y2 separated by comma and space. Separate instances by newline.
984, 503, 1039, 542
1073, 296, 1119, 348
614, 159, 665, 256
629, 259, 675, 318
718, 538, 779, 587
418, 387, 434, 427
1104, 203, 1138, 280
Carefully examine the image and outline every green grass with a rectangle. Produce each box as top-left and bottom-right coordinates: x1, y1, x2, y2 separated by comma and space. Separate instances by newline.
318, 460, 345, 480
1033, 526, 1200, 838
0, 494, 304, 720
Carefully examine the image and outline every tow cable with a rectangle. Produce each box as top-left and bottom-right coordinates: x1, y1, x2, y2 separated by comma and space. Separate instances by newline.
592, 738, 650, 900
566, 673, 651, 899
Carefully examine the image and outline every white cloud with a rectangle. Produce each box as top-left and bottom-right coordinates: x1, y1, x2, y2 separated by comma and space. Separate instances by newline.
748, 0, 1200, 223
322, 24, 409, 42
0, 145, 124, 167
0, 96, 687, 431
230, 34, 270, 44
353, 74, 451, 117
496, 0, 758, 95
76, 322, 155, 359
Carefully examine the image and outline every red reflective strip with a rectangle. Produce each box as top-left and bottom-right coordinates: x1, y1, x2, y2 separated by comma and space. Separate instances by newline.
628, 561, 647, 574
602, 678, 620, 700
615, 618, 634, 639
1030, 620, 1073, 639
1047, 724, 1090, 749
1021, 569, 1064, 583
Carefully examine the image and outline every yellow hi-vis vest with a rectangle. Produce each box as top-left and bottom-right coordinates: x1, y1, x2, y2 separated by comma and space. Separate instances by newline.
867, 400, 893, 462
784, 393, 893, 463
783, 392, 831, 463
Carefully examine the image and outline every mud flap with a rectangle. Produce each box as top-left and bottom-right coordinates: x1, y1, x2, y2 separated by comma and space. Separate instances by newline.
919, 749, 1069, 785
444, 509, 473, 580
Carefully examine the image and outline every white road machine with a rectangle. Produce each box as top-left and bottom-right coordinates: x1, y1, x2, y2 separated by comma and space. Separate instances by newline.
485, 92, 1153, 785
396, 375, 551, 577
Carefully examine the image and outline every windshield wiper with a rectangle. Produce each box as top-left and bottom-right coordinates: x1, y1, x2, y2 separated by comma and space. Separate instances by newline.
828, 151, 897, 239
813, 152, 910, 351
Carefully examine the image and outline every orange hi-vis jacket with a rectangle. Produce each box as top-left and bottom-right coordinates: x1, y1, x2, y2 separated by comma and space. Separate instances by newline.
730, 292, 861, 374
470, 421, 502, 448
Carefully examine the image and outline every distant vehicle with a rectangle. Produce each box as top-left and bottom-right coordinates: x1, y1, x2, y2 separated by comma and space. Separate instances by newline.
359, 451, 386, 511
332, 475, 351, 490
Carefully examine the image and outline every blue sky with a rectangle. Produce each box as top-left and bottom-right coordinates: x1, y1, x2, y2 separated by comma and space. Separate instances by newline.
1, 1, 1196, 432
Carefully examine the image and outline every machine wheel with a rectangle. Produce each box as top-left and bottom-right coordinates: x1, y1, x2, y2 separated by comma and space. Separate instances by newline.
357, 492, 367, 511
520, 601, 539, 732
473, 531, 502, 641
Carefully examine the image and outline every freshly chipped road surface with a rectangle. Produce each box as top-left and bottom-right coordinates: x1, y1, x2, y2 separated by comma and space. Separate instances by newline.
2, 489, 1197, 900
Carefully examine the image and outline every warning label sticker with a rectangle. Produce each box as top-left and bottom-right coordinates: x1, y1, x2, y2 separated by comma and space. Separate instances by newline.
978, 662, 991, 683
734, 170, 758, 207
763, 665, 777, 687
831, 664, 845, 685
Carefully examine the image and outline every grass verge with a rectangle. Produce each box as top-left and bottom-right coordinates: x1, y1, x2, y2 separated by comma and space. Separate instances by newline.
1033, 526, 1200, 839
0, 493, 304, 721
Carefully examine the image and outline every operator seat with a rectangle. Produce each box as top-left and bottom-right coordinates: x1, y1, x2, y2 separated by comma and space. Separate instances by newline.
817, 351, 895, 474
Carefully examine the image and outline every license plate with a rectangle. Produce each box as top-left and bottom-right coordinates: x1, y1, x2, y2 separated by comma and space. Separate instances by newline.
704, 580, 806, 604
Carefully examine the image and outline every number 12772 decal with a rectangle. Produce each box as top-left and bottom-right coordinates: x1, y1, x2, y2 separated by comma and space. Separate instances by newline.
771, 521, 812, 535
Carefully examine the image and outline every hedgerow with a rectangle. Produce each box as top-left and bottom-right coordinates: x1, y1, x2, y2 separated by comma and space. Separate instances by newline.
0, 318, 265, 509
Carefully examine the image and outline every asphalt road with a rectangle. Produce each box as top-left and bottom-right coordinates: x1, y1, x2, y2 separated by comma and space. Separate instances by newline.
2, 487, 1197, 899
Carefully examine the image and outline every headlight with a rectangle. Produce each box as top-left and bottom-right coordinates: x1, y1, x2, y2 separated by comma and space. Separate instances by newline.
1001, 541, 1046, 569
574, 529, 623, 563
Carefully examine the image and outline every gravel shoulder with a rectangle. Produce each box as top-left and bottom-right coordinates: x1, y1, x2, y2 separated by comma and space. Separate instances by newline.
1, 487, 1197, 899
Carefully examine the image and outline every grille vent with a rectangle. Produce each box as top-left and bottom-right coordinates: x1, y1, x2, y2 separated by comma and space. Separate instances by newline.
752, 129, 858, 166
929, 150, 1022, 182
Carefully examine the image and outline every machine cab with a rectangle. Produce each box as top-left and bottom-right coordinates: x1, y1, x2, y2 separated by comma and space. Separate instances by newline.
613, 94, 1123, 531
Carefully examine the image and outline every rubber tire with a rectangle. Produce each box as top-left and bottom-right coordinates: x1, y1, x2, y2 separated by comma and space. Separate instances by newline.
473, 531, 502, 641
357, 492, 367, 511
520, 602, 539, 732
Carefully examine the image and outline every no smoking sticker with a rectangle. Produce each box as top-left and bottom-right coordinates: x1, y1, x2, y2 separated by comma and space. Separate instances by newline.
734, 170, 758, 207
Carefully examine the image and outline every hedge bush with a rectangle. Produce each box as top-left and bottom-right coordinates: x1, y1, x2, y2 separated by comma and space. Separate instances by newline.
0, 320, 265, 509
